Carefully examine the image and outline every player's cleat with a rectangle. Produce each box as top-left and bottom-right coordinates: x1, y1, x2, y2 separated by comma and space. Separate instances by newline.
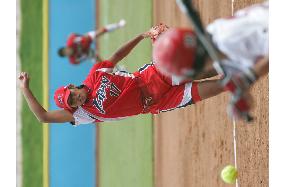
118, 19, 126, 28
104, 20, 127, 33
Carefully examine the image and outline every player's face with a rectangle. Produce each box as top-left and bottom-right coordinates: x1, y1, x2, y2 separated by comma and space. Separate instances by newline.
68, 88, 87, 108
64, 47, 73, 57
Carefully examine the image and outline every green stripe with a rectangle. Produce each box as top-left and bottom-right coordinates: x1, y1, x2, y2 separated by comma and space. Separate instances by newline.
98, 0, 153, 187
20, 0, 43, 186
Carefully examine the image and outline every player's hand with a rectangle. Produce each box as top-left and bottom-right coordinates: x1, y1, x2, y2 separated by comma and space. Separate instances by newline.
228, 91, 254, 122
142, 31, 151, 39
221, 67, 256, 93
142, 24, 165, 38
146, 23, 169, 42
18, 72, 30, 89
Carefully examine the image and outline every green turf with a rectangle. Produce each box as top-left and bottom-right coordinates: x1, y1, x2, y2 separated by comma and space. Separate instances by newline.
98, 0, 153, 187
20, 0, 43, 186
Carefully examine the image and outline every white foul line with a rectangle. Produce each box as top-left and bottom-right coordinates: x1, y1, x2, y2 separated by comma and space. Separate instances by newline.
233, 118, 239, 187
231, 1, 239, 187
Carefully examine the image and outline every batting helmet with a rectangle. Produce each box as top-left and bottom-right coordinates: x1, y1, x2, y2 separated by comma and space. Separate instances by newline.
153, 28, 207, 78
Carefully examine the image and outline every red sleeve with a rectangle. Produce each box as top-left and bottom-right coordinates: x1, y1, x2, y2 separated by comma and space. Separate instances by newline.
83, 60, 115, 87
89, 60, 115, 76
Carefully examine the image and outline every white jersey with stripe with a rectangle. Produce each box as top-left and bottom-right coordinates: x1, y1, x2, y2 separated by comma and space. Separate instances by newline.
207, 1, 268, 71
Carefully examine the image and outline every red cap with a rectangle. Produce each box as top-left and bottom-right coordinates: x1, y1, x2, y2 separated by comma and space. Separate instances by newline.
153, 28, 198, 78
54, 85, 72, 110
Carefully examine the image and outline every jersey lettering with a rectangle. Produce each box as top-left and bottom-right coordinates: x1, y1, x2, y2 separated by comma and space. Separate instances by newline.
110, 83, 121, 97
93, 76, 109, 114
93, 76, 121, 114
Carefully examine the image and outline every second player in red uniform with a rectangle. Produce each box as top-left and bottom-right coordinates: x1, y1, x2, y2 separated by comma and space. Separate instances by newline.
58, 19, 126, 65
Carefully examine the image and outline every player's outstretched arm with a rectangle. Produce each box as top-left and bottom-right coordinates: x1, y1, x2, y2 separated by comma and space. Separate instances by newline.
19, 72, 74, 124
107, 31, 151, 66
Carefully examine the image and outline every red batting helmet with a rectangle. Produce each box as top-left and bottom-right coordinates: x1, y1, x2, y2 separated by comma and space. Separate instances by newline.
153, 28, 207, 78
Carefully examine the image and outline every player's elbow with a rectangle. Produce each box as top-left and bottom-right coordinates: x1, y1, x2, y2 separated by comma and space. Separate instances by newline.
36, 113, 50, 123
37, 116, 48, 123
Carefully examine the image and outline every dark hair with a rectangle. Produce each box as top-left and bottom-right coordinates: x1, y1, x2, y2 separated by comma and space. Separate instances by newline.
191, 38, 208, 78
76, 85, 85, 89
58, 47, 66, 57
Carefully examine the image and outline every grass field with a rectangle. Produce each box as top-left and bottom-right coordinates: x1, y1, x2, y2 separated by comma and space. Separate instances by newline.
98, 0, 154, 187
20, 0, 153, 186
19, 0, 43, 186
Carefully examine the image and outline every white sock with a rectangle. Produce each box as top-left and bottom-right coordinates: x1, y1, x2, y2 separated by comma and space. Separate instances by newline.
105, 20, 126, 32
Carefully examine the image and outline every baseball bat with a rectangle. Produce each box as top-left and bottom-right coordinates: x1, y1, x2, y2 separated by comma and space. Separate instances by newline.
176, 0, 226, 76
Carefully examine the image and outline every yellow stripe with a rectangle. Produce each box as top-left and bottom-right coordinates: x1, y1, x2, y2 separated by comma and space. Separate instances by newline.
42, 0, 49, 186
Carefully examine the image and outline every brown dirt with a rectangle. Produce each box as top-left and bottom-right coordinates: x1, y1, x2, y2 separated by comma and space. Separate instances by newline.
153, 0, 268, 187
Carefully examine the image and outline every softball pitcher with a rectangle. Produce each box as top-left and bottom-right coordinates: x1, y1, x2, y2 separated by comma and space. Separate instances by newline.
19, 26, 224, 126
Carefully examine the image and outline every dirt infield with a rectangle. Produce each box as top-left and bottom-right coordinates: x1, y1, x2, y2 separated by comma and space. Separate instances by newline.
153, 0, 268, 187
